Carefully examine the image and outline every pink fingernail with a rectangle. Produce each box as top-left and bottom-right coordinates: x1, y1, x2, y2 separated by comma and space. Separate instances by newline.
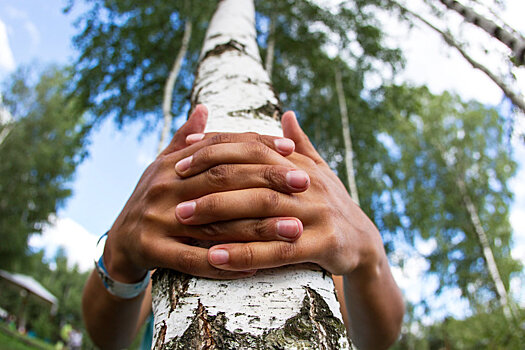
210, 249, 229, 264
186, 133, 205, 144
176, 201, 196, 219
286, 170, 310, 189
274, 138, 295, 153
175, 156, 192, 172
277, 219, 301, 239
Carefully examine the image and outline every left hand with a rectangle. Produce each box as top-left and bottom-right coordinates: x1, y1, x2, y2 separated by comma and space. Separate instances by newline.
178, 111, 386, 277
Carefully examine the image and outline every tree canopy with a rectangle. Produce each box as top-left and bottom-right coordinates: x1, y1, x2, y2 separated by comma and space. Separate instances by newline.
0, 66, 89, 269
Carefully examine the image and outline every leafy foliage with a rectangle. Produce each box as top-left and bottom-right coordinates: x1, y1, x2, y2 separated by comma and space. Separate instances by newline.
0, 66, 89, 269
67, 0, 215, 129
377, 85, 521, 306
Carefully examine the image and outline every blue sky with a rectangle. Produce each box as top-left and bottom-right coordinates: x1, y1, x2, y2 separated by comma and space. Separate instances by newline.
1, 0, 525, 313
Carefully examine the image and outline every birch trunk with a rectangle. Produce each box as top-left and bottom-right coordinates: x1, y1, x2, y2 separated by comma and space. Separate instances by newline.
392, 1, 525, 114
435, 141, 514, 319
151, 1, 351, 348
265, 16, 276, 78
455, 176, 514, 318
157, 20, 193, 155
437, 0, 525, 66
334, 68, 360, 206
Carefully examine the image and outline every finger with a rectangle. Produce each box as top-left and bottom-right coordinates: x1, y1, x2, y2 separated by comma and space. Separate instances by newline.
207, 240, 310, 271
175, 164, 310, 200
175, 141, 295, 177
185, 132, 295, 156
161, 105, 208, 155
182, 217, 303, 242
149, 238, 256, 279
175, 188, 303, 225
281, 111, 324, 164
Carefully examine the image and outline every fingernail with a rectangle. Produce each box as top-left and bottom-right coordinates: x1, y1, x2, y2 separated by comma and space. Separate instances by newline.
274, 138, 295, 153
286, 170, 310, 189
277, 219, 301, 239
176, 201, 196, 219
209, 249, 229, 264
175, 156, 192, 172
186, 133, 205, 144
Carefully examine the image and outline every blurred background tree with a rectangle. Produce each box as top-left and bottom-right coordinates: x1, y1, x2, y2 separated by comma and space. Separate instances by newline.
0, 65, 89, 270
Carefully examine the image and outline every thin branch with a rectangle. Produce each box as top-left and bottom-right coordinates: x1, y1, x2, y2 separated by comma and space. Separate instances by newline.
158, 20, 193, 154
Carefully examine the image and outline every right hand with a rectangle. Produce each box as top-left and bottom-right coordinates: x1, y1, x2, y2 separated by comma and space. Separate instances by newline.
103, 105, 310, 281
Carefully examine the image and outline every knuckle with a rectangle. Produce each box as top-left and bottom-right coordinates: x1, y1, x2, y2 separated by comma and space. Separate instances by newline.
177, 250, 199, 273
196, 146, 214, 164
254, 219, 270, 239
248, 142, 271, 159
142, 208, 158, 224
239, 245, 255, 267
276, 242, 297, 261
262, 166, 282, 188
259, 189, 281, 212
210, 133, 233, 145
207, 164, 233, 187
145, 180, 170, 201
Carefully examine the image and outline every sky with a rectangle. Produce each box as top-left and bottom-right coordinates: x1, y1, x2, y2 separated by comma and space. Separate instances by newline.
1, 0, 524, 315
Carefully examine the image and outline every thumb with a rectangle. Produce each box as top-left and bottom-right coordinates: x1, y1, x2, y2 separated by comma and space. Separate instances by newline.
161, 105, 208, 155
281, 111, 323, 163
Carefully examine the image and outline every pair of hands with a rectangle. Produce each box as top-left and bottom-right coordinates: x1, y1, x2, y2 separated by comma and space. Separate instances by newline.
103, 105, 384, 283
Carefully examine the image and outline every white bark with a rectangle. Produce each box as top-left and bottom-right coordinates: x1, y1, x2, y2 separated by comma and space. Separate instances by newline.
392, 1, 525, 114
152, 0, 351, 348
436, 141, 514, 319
455, 177, 514, 318
0, 97, 14, 147
437, 0, 525, 66
158, 20, 193, 154
334, 67, 360, 206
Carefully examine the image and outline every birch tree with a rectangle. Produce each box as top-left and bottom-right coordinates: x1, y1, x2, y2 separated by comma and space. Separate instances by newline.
158, 19, 193, 154
436, 0, 525, 66
390, 0, 525, 114
151, 1, 350, 348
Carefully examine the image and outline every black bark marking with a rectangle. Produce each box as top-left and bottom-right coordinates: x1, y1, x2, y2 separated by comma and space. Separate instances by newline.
153, 320, 167, 350
227, 101, 282, 121
202, 39, 246, 61
152, 269, 191, 315
154, 272, 352, 350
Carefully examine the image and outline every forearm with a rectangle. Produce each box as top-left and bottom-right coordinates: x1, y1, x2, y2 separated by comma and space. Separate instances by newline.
343, 255, 404, 350
82, 270, 149, 349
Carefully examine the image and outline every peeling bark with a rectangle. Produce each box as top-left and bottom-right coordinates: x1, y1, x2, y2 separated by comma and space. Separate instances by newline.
153, 269, 350, 350
151, 0, 351, 348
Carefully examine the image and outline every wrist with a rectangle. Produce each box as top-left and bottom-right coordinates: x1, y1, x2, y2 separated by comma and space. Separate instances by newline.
103, 229, 148, 284
94, 231, 150, 299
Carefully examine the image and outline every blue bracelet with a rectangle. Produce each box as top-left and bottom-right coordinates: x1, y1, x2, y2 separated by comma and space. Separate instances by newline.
94, 231, 150, 299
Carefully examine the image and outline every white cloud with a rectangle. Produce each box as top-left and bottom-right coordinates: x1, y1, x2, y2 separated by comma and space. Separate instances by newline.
28, 216, 98, 272
0, 19, 15, 72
